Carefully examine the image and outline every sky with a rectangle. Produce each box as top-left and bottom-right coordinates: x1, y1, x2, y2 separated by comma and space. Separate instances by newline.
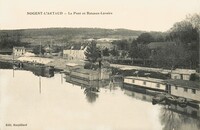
0, 0, 200, 31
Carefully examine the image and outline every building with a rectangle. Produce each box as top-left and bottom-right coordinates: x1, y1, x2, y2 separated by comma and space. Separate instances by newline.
13, 47, 26, 56
171, 69, 196, 80
96, 41, 114, 50
164, 79, 200, 102
123, 76, 169, 92
63, 45, 87, 60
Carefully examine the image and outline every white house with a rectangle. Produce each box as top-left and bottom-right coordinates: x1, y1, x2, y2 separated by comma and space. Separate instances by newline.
171, 69, 196, 80
63, 45, 87, 60
164, 79, 200, 102
13, 47, 26, 56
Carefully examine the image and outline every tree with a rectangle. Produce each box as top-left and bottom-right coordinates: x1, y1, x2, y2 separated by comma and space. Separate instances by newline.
32, 45, 45, 55
102, 47, 109, 56
112, 39, 129, 50
137, 33, 154, 44
128, 40, 140, 59
0, 31, 24, 49
167, 14, 200, 68
169, 21, 198, 45
109, 47, 119, 57
128, 40, 150, 65
84, 40, 100, 63
186, 13, 200, 30
151, 44, 189, 69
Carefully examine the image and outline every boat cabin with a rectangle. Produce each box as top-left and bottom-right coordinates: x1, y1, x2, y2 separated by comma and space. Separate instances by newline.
123, 76, 168, 92
163, 79, 200, 102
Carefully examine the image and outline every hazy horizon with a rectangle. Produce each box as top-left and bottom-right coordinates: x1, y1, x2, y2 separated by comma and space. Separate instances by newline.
0, 26, 159, 33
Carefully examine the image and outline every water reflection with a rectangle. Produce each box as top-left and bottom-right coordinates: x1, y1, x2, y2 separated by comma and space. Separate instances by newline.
0, 61, 54, 78
1, 68, 199, 130
123, 87, 200, 130
84, 88, 99, 103
0, 61, 13, 69
160, 105, 200, 130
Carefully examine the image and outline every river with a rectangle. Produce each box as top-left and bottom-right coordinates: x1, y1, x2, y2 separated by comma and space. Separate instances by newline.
0, 67, 199, 130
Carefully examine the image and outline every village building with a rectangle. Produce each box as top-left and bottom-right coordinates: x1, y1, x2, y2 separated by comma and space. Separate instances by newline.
164, 79, 200, 102
147, 42, 176, 57
63, 45, 87, 60
96, 41, 114, 50
13, 47, 26, 56
171, 69, 196, 80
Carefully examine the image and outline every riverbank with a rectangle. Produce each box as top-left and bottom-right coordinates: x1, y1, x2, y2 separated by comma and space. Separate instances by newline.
0, 54, 85, 71
0, 54, 16, 62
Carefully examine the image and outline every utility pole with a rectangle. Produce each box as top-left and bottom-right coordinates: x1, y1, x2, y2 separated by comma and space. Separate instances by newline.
12, 47, 15, 77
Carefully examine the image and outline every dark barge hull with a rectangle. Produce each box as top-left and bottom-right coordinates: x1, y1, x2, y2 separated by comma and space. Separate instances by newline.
20, 62, 54, 77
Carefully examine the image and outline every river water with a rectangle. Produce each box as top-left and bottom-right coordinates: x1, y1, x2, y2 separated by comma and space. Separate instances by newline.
0, 68, 199, 130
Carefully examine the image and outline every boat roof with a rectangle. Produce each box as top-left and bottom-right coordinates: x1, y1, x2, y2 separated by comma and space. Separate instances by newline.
66, 63, 80, 67
124, 76, 164, 83
171, 69, 196, 75
163, 79, 200, 89
13, 46, 25, 49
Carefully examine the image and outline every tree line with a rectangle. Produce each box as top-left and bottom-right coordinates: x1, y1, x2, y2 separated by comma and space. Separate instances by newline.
97, 13, 199, 69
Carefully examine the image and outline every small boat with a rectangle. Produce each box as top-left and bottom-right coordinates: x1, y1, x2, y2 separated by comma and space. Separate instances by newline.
177, 97, 187, 107
165, 94, 177, 104
152, 93, 166, 105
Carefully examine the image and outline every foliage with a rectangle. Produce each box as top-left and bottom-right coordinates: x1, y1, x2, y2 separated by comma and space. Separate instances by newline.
0, 31, 29, 49
168, 21, 198, 45
111, 39, 129, 50
190, 73, 200, 81
151, 44, 189, 69
84, 40, 100, 63
84, 62, 99, 70
186, 13, 200, 29
32, 45, 45, 55
137, 33, 154, 44
109, 48, 119, 57
128, 41, 150, 59
102, 47, 109, 56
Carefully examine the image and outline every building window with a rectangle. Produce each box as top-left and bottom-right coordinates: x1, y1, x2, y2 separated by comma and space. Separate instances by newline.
192, 89, 196, 94
132, 79, 135, 83
184, 88, 188, 92
156, 83, 160, 88
143, 81, 146, 85
175, 86, 178, 90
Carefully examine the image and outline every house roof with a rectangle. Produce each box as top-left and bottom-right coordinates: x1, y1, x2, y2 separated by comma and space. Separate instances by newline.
163, 79, 200, 89
64, 44, 87, 50
147, 42, 176, 49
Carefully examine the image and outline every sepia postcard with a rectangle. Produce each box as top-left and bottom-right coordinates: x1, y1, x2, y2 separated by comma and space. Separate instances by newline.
0, 0, 200, 130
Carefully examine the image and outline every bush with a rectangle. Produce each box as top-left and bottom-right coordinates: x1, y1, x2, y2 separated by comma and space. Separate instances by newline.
190, 73, 200, 81
84, 62, 99, 70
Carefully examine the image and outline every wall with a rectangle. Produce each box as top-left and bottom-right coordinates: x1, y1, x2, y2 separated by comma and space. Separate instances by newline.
63, 50, 85, 60
13, 48, 26, 56
171, 85, 200, 102
171, 73, 190, 80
